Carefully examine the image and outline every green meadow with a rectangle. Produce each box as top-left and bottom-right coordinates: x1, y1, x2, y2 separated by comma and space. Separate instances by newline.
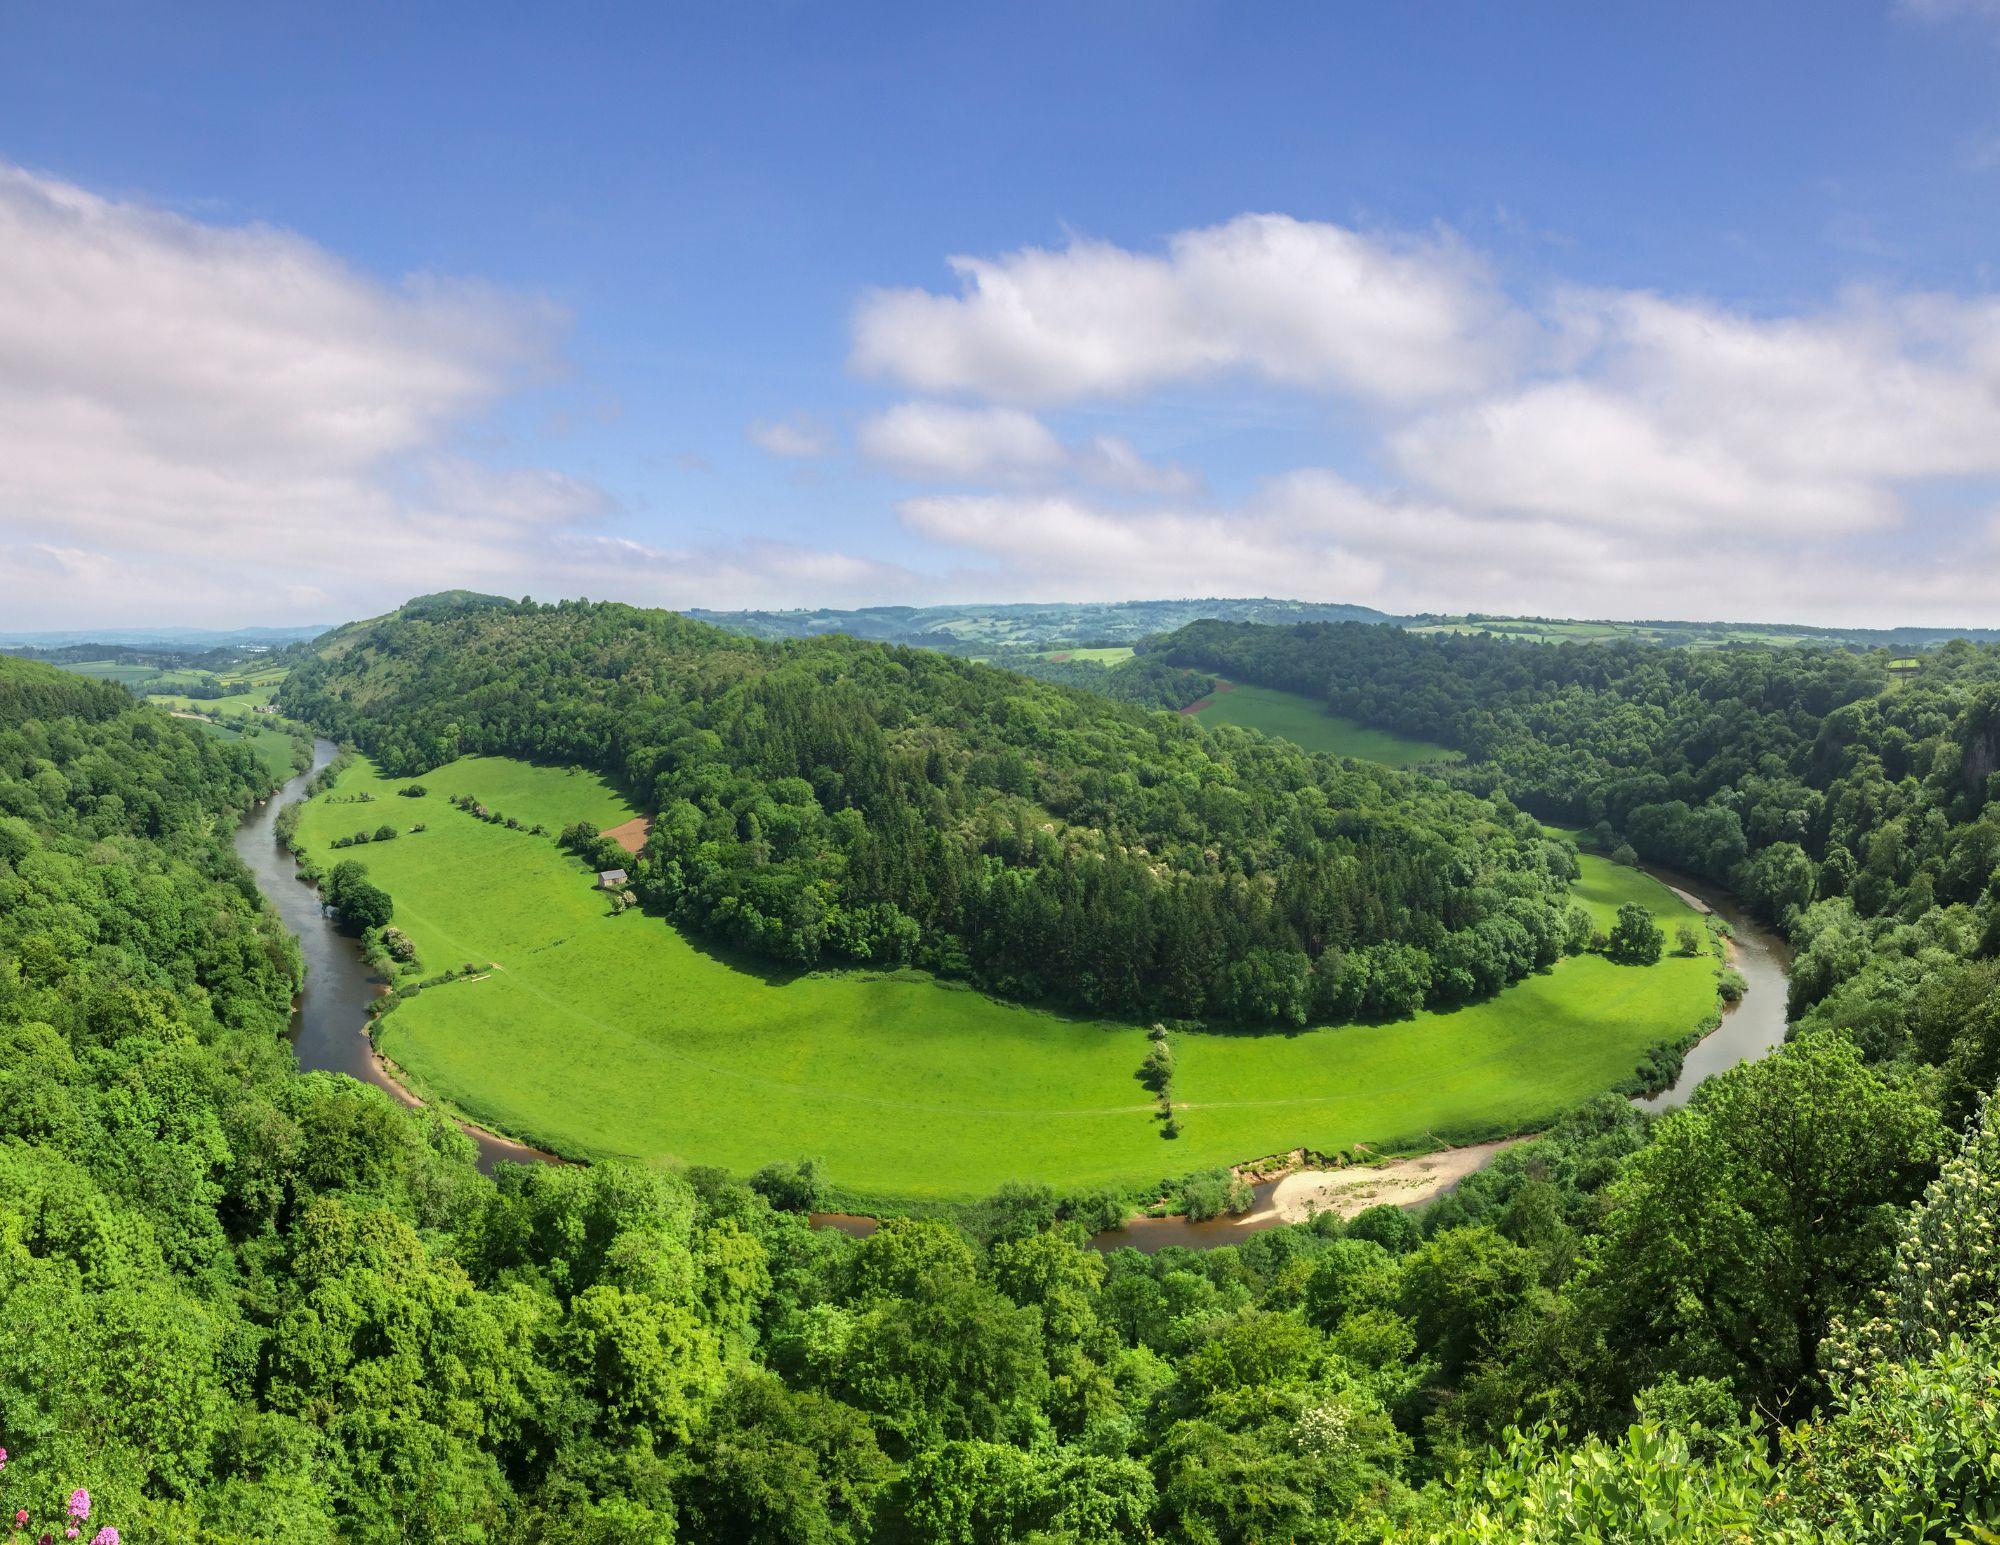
1047, 645, 1135, 663
294, 756, 1713, 1205
186, 716, 300, 784
1173, 859, 1714, 1161
1190, 683, 1459, 766
147, 663, 288, 712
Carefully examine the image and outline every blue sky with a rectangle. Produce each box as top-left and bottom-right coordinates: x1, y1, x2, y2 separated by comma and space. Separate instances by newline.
4, 1, 2000, 626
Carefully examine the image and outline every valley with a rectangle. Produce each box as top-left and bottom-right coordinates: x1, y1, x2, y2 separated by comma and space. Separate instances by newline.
286, 745, 1718, 1207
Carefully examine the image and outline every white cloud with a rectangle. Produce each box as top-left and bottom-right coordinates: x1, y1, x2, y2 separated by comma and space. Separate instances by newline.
900, 488, 1388, 601
853, 213, 1519, 406
858, 401, 1199, 495
747, 415, 833, 458
0, 162, 918, 627
0, 162, 605, 622
1393, 289, 2000, 535
859, 403, 1066, 481
898, 471, 2000, 626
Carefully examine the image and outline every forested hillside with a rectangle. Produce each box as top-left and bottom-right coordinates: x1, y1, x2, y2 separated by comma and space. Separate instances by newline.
281, 597, 1588, 1029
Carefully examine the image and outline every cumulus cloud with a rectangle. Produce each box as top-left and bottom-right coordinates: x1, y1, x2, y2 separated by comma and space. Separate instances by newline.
0, 163, 588, 619
552, 534, 927, 605
0, 163, 901, 626
858, 401, 1199, 494
898, 471, 2000, 626
1394, 289, 2000, 534
853, 214, 1519, 406
900, 487, 1388, 601
853, 213, 2000, 625
747, 415, 833, 458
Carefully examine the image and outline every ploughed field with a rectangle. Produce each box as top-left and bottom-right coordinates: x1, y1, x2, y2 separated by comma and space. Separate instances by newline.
1185, 682, 1460, 767
294, 755, 1716, 1207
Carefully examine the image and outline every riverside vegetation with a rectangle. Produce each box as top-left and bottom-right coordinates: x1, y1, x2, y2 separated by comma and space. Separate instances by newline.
8, 588, 2000, 1538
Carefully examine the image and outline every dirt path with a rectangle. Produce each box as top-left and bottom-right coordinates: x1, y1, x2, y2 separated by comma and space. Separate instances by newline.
1263, 1138, 1524, 1222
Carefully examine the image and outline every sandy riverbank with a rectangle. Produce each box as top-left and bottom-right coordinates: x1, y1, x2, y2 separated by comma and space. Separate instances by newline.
1263, 1139, 1525, 1222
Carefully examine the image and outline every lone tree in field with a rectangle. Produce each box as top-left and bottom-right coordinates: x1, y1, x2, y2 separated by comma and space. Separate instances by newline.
1675, 922, 1704, 956
1607, 902, 1665, 965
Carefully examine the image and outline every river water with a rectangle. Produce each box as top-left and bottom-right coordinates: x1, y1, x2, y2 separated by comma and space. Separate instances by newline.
1633, 866, 1792, 1114
234, 739, 549, 1173
236, 746, 1792, 1223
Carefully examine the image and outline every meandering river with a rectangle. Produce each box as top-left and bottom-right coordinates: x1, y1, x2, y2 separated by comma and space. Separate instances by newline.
238, 742, 1794, 1225
235, 739, 549, 1173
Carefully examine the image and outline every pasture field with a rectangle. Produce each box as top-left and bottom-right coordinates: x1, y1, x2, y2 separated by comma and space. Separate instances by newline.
1042, 645, 1135, 664
147, 664, 288, 712
293, 755, 1711, 1205
1173, 858, 1714, 1160
1189, 683, 1460, 766
186, 717, 302, 784
61, 658, 167, 685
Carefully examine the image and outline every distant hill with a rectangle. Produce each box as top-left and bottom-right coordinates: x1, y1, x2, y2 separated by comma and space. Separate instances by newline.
0, 622, 330, 649
687, 597, 1395, 653
1402, 613, 2000, 651
692, 599, 2000, 656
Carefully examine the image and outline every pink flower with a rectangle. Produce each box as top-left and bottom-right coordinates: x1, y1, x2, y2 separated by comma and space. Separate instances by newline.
15, 1508, 29, 1524
91, 1530, 119, 1545
67, 1488, 89, 1520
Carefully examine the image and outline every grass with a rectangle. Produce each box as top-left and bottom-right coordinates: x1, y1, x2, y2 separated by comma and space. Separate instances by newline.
1172, 859, 1716, 1160
147, 665, 288, 713
1045, 646, 1135, 664
61, 658, 163, 685
293, 756, 1714, 1206
186, 717, 301, 784
1189, 683, 1459, 766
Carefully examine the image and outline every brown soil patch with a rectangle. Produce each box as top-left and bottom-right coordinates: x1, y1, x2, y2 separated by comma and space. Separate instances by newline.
601, 816, 650, 854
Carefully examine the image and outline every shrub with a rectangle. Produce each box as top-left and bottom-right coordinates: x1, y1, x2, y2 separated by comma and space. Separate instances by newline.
749, 1157, 828, 1212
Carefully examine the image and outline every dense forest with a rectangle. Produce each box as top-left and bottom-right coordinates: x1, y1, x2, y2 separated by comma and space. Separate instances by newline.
9, 632, 2000, 1536
280, 597, 1591, 1030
